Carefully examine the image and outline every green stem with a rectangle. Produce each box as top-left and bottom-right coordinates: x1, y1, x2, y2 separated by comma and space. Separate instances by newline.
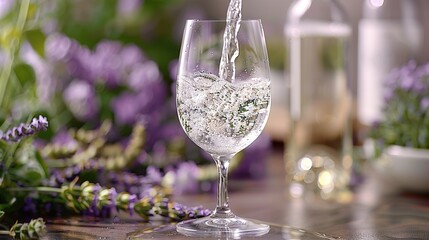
0, 0, 30, 108
45, 159, 74, 168
0, 230, 11, 236
0, 52, 14, 110
8, 186, 62, 193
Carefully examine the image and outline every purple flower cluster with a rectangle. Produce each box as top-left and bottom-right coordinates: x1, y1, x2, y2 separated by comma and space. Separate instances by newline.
384, 61, 429, 110
171, 202, 212, 219
166, 161, 200, 195
105, 170, 160, 196
45, 34, 167, 127
105, 163, 201, 195
0, 115, 48, 142
149, 196, 211, 220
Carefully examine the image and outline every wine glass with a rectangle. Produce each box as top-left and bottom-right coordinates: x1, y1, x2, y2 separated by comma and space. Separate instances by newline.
175, 19, 271, 237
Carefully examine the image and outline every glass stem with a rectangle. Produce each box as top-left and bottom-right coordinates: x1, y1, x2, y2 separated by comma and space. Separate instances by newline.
212, 154, 235, 218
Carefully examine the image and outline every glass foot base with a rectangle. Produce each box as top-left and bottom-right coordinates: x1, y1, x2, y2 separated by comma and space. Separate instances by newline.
176, 215, 270, 238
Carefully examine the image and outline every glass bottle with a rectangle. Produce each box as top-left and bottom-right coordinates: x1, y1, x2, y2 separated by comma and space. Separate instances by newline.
284, 0, 353, 203
358, 0, 423, 127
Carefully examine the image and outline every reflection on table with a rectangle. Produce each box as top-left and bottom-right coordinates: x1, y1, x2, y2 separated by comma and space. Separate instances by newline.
45, 150, 429, 239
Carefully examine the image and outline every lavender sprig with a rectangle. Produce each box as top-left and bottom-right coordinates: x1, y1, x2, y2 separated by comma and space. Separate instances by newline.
42, 121, 145, 172
0, 218, 46, 240
0, 116, 48, 143
55, 179, 211, 221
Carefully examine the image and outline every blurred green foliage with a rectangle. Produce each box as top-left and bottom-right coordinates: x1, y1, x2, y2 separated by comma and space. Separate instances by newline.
54, 0, 183, 78
0, 0, 41, 118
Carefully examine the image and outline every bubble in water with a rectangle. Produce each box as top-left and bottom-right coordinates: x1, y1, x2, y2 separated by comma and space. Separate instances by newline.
177, 72, 270, 155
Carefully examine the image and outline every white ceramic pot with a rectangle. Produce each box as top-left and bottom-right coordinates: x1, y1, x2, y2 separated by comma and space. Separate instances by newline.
376, 145, 429, 192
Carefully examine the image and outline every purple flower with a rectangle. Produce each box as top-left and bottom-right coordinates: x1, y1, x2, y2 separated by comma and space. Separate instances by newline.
172, 203, 187, 217
119, 45, 146, 69
92, 41, 124, 87
63, 80, 99, 121
400, 75, 415, 90
421, 97, 429, 111
384, 60, 429, 101
0, 0, 15, 19
31, 116, 49, 131
67, 48, 95, 82
63, 166, 82, 181
52, 129, 78, 149
232, 133, 272, 180
171, 202, 211, 219
1, 115, 48, 142
171, 161, 200, 194
136, 83, 166, 114
23, 197, 37, 215
144, 166, 163, 185
159, 122, 186, 140
89, 191, 100, 214
102, 188, 118, 208
112, 94, 166, 149
117, 0, 142, 16
127, 194, 138, 213
127, 61, 161, 91
111, 93, 141, 125
169, 60, 178, 82
45, 33, 80, 61
45, 170, 66, 187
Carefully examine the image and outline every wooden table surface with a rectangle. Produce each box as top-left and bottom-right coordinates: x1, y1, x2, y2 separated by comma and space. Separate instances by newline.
43, 149, 429, 240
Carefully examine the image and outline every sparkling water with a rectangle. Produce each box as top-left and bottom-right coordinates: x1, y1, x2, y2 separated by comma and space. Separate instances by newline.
177, 72, 270, 155
219, 0, 242, 82
177, 0, 271, 155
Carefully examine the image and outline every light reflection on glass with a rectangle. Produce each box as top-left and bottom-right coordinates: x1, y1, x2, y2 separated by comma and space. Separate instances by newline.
318, 170, 333, 187
303, 170, 315, 184
288, 152, 351, 202
299, 157, 313, 171
369, 0, 384, 8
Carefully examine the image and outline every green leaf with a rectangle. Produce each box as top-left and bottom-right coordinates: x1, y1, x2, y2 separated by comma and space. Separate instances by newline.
0, 139, 8, 149
0, 210, 4, 218
25, 170, 43, 185
13, 63, 36, 86
0, 160, 4, 187
25, 28, 46, 58
34, 151, 49, 179
0, 194, 16, 212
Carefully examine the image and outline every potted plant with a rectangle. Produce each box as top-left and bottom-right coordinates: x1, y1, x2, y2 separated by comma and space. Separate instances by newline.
367, 61, 429, 192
